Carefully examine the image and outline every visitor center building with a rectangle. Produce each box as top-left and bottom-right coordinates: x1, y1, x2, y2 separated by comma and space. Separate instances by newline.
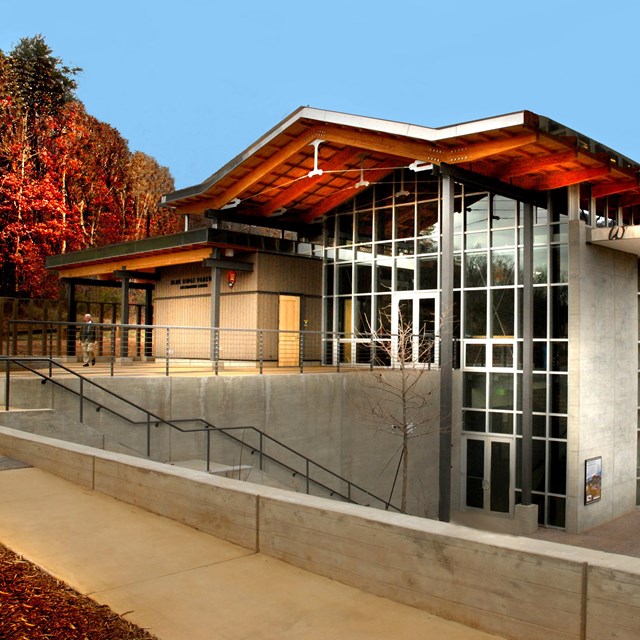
47, 107, 640, 533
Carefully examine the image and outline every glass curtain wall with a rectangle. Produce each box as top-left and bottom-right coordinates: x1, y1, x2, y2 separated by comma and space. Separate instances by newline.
323, 170, 569, 528
460, 187, 569, 528
323, 169, 440, 364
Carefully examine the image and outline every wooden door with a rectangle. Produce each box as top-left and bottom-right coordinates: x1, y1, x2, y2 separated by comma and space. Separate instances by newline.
278, 295, 300, 366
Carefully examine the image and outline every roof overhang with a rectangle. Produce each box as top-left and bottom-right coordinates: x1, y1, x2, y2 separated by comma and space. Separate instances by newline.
587, 225, 640, 255
46, 229, 216, 279
46, 226, 319, 280
49, 107, 640, 278
161, 107, 640, 226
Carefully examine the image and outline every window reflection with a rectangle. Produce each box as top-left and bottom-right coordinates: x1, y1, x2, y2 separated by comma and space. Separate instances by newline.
465, 253, 487, 287
465, 290, 487, 337
322, 171, 569, 529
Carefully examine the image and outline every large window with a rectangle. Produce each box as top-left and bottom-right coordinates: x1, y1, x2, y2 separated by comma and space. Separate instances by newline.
323, 172, 569, 528
323, 169, 441, 356
459, 189, 568, 529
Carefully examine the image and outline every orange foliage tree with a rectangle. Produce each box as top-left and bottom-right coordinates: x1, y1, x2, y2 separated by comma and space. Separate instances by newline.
0, 35, 180, 298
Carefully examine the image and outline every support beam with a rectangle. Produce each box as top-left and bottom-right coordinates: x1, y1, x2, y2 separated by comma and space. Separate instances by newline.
54, 248, 214, 279
259, 147, 366, 217
303, 167, 395, 222
438, 173, 454, 523
446, 131, 539, 163
202, 258, 254, 272
518, 166, 610, 191
189, 132, 319, 211
591, 180, 638, 199
61, 277, 154, 291
112, 269, 160, 281
521, 202, 534, 505
482, 149, 578, 179
619, 193, 640, 207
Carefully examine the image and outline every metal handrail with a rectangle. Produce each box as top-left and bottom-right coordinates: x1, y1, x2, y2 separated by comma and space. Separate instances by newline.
169, 419, 400, 510
5, 319, 444, 375
1, 356, 401, 511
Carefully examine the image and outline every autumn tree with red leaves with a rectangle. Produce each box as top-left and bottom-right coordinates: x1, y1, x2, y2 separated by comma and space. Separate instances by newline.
0, 35, 180, 298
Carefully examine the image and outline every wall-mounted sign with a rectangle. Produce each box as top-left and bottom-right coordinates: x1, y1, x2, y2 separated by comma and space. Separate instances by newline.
584, 456, 602, 505
170, 276, 212, 290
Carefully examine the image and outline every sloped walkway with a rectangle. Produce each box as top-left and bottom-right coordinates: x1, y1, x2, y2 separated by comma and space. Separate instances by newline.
0, 461, 504, 640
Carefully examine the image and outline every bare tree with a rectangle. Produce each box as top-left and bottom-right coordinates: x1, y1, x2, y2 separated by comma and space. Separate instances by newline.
362, 310, 439, 513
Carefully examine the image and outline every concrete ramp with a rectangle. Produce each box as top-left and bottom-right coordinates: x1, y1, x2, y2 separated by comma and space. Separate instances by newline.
0, 466, 502, 640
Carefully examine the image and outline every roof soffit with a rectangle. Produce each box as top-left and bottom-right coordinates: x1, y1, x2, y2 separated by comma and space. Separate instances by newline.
163, 108, 640, 222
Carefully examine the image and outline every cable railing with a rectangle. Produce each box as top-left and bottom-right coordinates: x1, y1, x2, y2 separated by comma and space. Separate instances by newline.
4, 320, 445, 375
1, 355, 401, 511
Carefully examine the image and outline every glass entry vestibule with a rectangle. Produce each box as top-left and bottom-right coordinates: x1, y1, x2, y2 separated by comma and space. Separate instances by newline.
323, 167, 569, 528
463, 435, 514, 515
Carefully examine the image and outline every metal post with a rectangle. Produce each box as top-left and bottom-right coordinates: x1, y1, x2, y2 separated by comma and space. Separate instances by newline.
206, 428, 211, 473
438, 171, 454, 522
5, 359, 10, 411
110, 328, 115, 377
146, 414, 151, 457
370, 333, 375, 371
214, 328, 219, 376
165, 328, 170, 377
79, 378, 84, 424
521, 201, 534, 505
210, 248, 221, 362
299, 331, 304, 373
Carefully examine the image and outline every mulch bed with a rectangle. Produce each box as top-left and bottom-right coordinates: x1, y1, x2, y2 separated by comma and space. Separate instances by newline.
0, 544, 159, 640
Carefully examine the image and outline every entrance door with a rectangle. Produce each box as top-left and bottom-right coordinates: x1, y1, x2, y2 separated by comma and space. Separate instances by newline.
391, 293, 438, 365
463, 436, 513, 515
278, 295, 300, 367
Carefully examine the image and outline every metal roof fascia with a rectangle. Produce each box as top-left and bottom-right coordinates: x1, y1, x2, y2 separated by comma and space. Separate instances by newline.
46, 228, 212, 269
161, 106, 313, 205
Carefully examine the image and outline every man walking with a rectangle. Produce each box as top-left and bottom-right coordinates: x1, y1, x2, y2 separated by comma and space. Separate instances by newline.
79, 313, 97, 367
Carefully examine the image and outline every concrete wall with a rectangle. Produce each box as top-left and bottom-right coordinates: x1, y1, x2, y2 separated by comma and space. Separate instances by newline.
0, 371, 441, 518
1, 426, 638, 640
568, 220, 638, 532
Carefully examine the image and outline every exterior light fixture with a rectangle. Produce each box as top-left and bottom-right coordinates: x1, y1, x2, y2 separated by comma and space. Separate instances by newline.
227, 270, 237, 288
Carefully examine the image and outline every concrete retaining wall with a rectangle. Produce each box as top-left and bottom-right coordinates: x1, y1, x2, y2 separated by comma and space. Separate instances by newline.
1, 426, 638, 640
0, 372, 441, 517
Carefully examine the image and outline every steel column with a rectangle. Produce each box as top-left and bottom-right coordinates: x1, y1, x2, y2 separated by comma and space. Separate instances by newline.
521, 201, 534, 504
438, 172, 454, 522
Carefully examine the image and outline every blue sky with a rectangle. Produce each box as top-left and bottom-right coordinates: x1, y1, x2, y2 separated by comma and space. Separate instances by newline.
3, 0, 640, 190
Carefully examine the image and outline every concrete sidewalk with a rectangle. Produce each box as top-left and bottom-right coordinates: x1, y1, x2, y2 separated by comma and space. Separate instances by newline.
0, 464, 505, 640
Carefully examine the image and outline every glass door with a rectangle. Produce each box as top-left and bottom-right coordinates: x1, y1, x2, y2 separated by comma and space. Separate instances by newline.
463, 435, 513, 515
391, 293, 438, 365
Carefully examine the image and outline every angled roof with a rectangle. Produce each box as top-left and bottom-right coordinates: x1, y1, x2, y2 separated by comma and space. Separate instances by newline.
49, 107, 640, 278
161, 107, 640, 223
